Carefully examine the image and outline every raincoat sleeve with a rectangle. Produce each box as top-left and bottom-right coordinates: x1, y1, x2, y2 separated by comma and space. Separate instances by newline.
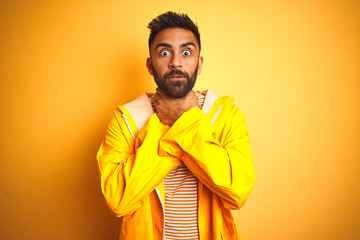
159, 105, 255, 210
97, 109, 181, 217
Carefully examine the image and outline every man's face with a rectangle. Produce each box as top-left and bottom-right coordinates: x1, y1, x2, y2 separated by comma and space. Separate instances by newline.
146, 28, 203, 98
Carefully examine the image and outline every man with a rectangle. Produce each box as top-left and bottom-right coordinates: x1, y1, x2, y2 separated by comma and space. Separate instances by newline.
97, 11, 255, 240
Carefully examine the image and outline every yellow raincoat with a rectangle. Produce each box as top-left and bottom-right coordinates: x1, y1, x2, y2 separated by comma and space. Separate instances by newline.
97, 90, 255, 239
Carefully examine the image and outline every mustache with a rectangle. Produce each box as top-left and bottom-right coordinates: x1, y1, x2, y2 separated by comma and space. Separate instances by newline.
164, 70, 189, 79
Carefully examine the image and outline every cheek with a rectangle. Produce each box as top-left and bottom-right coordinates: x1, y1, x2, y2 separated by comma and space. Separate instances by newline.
153, 62, 169, 75
189, 60, 199, 73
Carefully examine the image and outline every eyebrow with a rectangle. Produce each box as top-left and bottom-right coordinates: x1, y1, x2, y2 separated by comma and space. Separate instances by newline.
180, 42, 197, 48
155, 41, 197, 50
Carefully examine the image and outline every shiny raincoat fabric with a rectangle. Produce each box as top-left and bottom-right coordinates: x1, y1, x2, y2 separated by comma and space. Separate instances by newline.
97, 90, 255, 240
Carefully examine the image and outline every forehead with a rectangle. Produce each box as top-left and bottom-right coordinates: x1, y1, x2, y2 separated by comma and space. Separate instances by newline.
152, 28, 198, 49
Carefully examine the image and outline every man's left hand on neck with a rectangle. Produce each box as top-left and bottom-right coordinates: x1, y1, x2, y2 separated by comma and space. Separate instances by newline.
154, 88, 199, 126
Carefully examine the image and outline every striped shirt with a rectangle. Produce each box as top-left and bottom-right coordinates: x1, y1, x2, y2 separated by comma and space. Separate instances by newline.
149, 90, 206, 240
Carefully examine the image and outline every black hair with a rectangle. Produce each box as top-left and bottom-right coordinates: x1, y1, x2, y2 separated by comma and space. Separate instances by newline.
147, 11, 201, 51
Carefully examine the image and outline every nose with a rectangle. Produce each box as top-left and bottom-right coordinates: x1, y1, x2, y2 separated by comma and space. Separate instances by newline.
169, 52, 183, 69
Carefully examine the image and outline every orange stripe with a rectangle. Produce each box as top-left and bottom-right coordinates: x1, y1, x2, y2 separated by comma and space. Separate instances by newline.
164, 164, 199, 239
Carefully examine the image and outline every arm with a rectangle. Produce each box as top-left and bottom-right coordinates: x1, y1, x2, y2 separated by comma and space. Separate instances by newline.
96, 109, 181, 217
159, 105, 255, 209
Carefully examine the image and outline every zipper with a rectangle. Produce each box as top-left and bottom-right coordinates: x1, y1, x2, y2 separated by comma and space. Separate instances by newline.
155, 188, 165, 240
211, 105, 223, 124
122, 114, 135, 140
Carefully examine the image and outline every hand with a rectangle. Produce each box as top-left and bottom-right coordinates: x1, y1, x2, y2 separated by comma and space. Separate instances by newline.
154, 89, 199, 126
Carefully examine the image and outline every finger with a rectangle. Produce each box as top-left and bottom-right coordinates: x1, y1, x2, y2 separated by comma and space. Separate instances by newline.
153, 93, 162, 103
191, 95, 198, 103
153, 93, 159, 100
185, 89, 197, 100
156, 88, 164, 95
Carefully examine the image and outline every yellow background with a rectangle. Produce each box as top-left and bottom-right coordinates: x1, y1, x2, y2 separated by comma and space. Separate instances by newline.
0, 0, 359, 239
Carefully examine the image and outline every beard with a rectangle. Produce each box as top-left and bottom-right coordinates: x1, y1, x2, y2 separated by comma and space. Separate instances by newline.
152, 65, 198, 99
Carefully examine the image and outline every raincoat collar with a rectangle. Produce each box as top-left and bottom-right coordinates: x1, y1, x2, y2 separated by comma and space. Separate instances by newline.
123, 90, 219, 131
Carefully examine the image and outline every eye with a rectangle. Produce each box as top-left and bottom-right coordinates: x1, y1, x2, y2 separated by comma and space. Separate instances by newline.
183, 50, 191, 56
160, 50, 170, 56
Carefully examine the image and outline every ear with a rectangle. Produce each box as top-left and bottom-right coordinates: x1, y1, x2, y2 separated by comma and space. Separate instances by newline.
197, 56, 204, 75
146, 57, 153, 76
